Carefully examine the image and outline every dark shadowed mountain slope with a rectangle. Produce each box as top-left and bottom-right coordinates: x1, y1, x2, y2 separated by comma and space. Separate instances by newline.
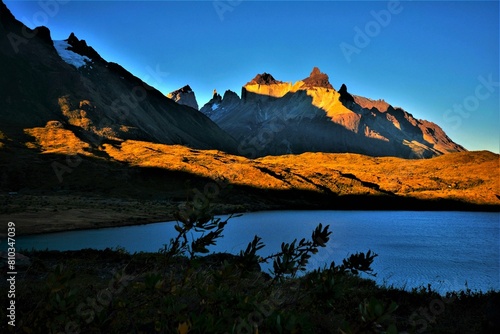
0, 1, 237, 153
200, 67, 466, 158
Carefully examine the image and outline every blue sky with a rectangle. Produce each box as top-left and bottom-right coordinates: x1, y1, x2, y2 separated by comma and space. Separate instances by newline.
6, 0, 499, 153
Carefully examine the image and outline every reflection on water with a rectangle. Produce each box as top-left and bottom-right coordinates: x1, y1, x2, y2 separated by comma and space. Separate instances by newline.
16, 211, 500, 294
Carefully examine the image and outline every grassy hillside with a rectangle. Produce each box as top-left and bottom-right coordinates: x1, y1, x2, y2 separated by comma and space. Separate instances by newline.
100, 139, 498, 206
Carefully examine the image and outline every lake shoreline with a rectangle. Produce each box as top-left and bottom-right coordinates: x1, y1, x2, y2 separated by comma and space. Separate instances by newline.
2, 193, 499, 237
17, 210, 499, 294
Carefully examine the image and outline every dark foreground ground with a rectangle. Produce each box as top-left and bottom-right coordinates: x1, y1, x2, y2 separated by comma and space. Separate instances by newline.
1, 248, 499, 334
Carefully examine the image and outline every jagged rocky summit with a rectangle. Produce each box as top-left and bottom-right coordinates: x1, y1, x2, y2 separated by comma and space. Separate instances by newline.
167, 85, 199, 110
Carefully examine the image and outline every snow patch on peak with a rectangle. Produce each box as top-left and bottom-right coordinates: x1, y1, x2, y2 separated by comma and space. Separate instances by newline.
211, 103, 219, 111
54, 40, 91, 69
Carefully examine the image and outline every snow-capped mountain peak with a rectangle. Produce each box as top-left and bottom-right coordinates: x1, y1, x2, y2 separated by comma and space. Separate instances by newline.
53, 40, 91, 69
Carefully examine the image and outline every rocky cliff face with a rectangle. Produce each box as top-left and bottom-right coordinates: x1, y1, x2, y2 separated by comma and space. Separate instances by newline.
242, 73, 294, 100
0, 1, 237, 154
167, 85, 199, 110
200, 89, 241, 122
201, 67, 466, 158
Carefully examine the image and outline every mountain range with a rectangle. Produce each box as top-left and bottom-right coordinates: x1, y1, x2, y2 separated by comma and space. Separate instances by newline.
1, 0, 466, 161
195, 67, 465, 158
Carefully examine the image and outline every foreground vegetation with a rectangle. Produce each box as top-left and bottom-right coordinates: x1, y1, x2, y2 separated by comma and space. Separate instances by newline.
2, 205, 499, 333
